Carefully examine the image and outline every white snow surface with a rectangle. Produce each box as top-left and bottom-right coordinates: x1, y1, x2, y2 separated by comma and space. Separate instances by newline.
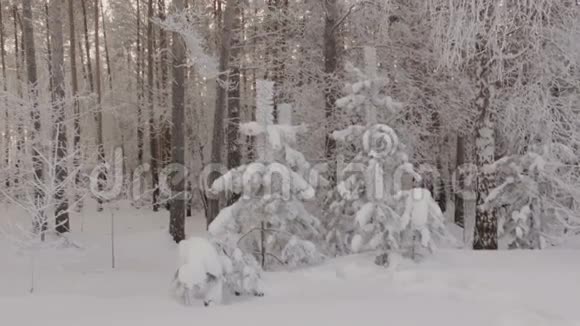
1, 200, 580, 326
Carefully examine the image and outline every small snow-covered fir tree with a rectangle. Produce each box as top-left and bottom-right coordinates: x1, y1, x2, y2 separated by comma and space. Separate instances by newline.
209, 80, 323, 269
326, 53, 453, 260
482, 144, 580, 249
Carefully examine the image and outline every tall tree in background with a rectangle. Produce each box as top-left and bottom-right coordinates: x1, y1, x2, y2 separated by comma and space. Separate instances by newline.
158, 0, 171, 168
225, 0, 241, 206
323, 0, 341, 182
50, 0, 70, 233
169, 0, 186, 243
147, 0, 160, 211
471, 5, 497, 250
45, 0, 53, 93
100, 0, 113, 91
1, 0, 9, 188
81, 0, 95, 93
136, 0, 144, 166
94, 0, 105, 212
22, 0, 45, 236
207, 0, 236, 225
69, 0, 81, 203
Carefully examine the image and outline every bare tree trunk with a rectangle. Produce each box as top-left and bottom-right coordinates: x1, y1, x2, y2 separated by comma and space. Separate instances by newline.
136, 0, 144, 166
77, 38, 88, 87
169, 0, 186, 243
12, 5, 22, 189
80, 0, 94, 93
147, 0, 160, 211
50, 0, 70, 233
23, 0, 46, 238
0, 1, 9, 188
12, 5, 22, 98
454, 135, 466, 227
323, 0, 340, 183
207, 2, 235, 226
68, 0, 81, 208
100, 0, 113, 91
226, 0, 241, 206
45, 0, 53, 93
158, 0, 171, 171
473, 34, 498, 250
94, 0, 105, 212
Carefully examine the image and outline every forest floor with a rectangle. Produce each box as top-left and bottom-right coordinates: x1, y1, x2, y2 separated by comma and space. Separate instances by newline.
1, 200, 579, 326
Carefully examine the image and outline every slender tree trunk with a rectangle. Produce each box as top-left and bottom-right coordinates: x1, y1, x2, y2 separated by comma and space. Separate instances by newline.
473, 35, 498, 250
23, 0, 46, 238
136, 0, 144, 166
94, 0, 105, 212
12, 6, 22, 189
207, 0, 235, 226
45, 0, 53, 93
77, 38, 88, 87
69, 0, 81, 208
226, 0, 241, 206
147, 0, 159, 211
323, 0, 340, 183
50, 0, 70, 233
80, 0, 94, 93
454, 135, 466, 227
100, 0, 113, 91
0, 1, 9, 188
158, 0, 171, 170
13, 6, 21, 98
169, 0, 186, 243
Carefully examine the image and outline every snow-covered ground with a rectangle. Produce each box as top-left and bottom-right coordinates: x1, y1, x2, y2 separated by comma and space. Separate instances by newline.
1, 200, 579, 326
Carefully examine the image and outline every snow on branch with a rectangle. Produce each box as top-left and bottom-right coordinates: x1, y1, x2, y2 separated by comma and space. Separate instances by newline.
155, 10, 218, 78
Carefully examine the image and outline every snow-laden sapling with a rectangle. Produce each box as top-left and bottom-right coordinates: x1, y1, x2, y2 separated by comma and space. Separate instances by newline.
209, 80, 324, 269
326, 57, 453, 261
172, 237, 227, 306
482, 144, 580, 249
172, 237, 264, 306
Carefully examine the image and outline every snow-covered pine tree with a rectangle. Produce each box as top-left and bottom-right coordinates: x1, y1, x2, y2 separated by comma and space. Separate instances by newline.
482, 144, 580, 249
326, 56, 453, 260
209, 80, 323, 269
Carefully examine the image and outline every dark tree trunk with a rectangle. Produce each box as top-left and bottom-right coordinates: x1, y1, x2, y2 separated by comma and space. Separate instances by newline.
147, 0, 160, 211
0, 0, 9, 188
94, 0, 105, 212
136, 0, 144, 166
157, 0, 171, 170
100, 0, 113, 91
454, 136, 466, 227
80, 0, 94, 93
207, 2, 235, 226
23, 0, 46, 238
68, 0, 81, 206
323, 0, 340, 183
169, 0, 186, 243
226, 0, 241, 206
50, 0, 70, 233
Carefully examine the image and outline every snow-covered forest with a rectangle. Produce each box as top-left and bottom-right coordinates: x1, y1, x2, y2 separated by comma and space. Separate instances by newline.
1, 0, 580, 324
